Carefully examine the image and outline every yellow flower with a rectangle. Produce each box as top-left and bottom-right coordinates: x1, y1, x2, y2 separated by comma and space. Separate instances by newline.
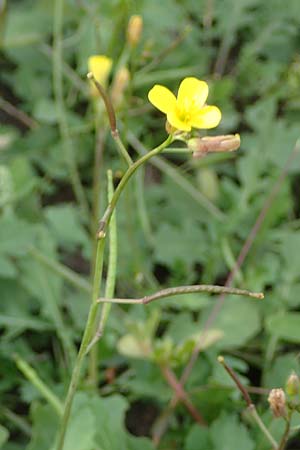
148, 77, 221, 132
88, 55, 113, 95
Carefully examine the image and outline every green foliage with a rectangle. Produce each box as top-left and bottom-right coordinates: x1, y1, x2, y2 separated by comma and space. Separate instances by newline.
1, 0, 300, 448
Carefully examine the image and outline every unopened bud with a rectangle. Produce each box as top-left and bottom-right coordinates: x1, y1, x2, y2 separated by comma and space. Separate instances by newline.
190, 134, 241, 158
127, 15, 143, 47
268, 388, 286, 418
111, 66, 130, 108
286, 371, 300, 397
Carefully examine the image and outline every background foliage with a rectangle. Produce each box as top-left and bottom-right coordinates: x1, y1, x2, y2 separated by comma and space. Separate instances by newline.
1, 0, 300, 449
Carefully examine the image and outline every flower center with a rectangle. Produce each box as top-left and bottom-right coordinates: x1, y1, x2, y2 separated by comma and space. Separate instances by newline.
177, 106, 191, 123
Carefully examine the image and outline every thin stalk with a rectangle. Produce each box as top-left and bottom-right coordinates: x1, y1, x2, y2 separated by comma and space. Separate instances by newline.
97, 134, 173, 235
88, 74, 132, 167
98, 284, 264, 305
160, 365, 206, 426
249, 406, 278, 450
14, 354, 63, 417
53, 0, 89, 216
56, 237, 105, 450
218, 356, 278, 450
127, 130, 224, 221
86, 170, 117, 354
278, 413, 292, 450
56, 135, 173, 450
111, 129, 133, 166
88, 124, 106, 387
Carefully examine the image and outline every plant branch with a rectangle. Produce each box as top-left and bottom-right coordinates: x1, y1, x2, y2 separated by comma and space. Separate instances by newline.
87, 73, 133, 166
98, 284, 263, 305
14, 354, 63, 417
160, 365, 207, 426
278, 414, 292, 450
86, 170, 117, 355
218, 356, 278, 450
56, 134, 173, 450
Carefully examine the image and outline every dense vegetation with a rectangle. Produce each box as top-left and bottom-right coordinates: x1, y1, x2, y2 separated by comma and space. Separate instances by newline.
1, 0, 300, 449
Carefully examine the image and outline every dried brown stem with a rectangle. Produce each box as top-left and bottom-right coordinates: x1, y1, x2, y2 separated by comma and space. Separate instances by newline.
217, 356, 252, 406
87, 73, 117, 132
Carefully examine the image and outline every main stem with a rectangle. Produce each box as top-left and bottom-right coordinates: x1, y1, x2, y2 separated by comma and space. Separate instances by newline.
56, 134, 173, 450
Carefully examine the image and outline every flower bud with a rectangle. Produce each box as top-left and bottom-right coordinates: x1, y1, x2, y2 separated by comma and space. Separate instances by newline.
88, 55, 113, 96
127, 15, 143, 47
268, 388, 287, 418
111, 66, 130, 108
286, 371, 300, 397
189, 134, 241, 158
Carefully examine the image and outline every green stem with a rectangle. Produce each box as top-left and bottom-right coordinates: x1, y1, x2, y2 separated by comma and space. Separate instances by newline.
14, 354, 63, 417
248, 405, 278, 450
98, 134, 173, 235
86, 170, 118, 355
56, 237, 105, 450
88, 123, 106, 387
127, 130, 225, 221
56, 135, 173, 450
278, 413, 292, 450
112, 129, 133, 166
53, 0, 89, 216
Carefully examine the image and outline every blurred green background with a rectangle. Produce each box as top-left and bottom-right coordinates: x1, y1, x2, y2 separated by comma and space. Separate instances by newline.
1, 0, 300, 449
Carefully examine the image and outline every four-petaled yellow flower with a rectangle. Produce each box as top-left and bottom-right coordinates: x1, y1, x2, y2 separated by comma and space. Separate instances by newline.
88, 55, 113, 96
148, 77, 221, 132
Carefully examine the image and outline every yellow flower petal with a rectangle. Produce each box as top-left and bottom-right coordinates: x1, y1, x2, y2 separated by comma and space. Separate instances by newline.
177, 77, 208, 110
167, 110, 192, 131
148, 85, 176, 114
88, 55, 112, 87
190, 105, 222, 129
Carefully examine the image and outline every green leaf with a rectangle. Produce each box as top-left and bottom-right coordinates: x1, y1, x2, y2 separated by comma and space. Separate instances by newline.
210, 413, 255, 450
266, 312, 300, 343
185, 425, 212, 450
64, 407, 96, 450
26, 404, 59, 450
0, 425, 9, 448
44, 204, 90, 255
201, 299, 260, 348
264, 353, 300, 388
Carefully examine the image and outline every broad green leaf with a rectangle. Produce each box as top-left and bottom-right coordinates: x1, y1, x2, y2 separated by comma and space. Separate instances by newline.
201, 298, 261, 348
266, 312, 300, 343
184, 425, 212, 450
210, 413, 255, 450
64, 407, 96, 450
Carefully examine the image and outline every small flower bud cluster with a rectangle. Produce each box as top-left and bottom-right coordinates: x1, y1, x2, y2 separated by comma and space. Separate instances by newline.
268, 389, 287, 418
268, 371, 300, 418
